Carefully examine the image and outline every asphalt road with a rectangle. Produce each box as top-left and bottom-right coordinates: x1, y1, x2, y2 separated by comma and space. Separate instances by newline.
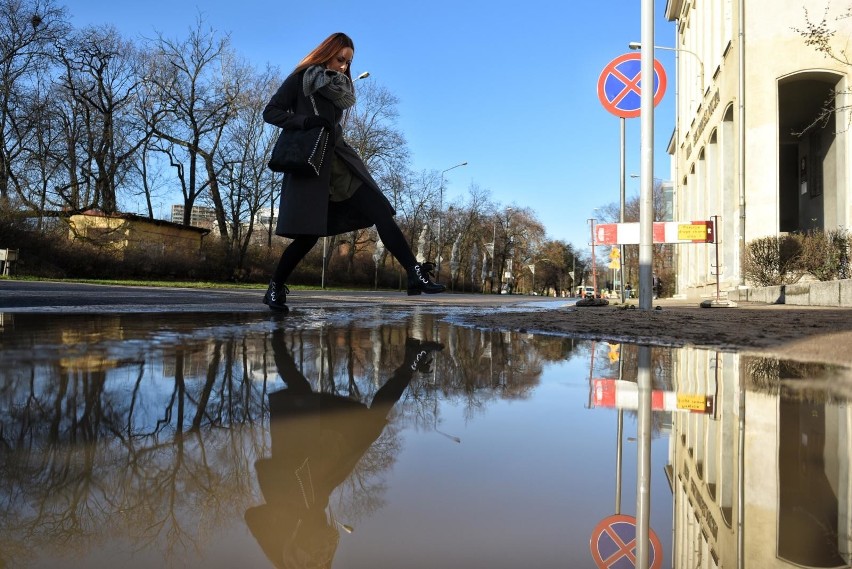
0, 280, 573, 313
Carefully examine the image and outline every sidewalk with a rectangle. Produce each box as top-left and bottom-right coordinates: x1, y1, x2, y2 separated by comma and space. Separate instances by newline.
726, 278, 852, 307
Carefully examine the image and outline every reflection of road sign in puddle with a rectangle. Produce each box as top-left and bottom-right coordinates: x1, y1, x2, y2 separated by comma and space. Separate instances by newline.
590, 514, 663, 569
677, 394, 712, 412
591, 379, 715, 414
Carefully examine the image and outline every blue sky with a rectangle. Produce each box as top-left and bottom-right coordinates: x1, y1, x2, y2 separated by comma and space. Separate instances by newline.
66, 0, 676, 250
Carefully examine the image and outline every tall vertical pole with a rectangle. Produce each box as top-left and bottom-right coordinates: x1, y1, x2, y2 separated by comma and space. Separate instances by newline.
713, 215, 721, 302
619, 117, 626, 302
490, 219, 496, 293
589, 218, 598, 296
638, 0, 655, 310
437, 175, 444, 280
437, 161, 467, 281
506, 208, 513, 292
572, 255, 576, 296
321, 237, 327, 289
635, 345, 653, 569
615, 348, 624, 514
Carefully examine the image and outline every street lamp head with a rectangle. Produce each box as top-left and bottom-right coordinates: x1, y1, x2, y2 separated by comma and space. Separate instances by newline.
441, 161, 468, 175
628, 42, 642, 50
355, 71, 370, 80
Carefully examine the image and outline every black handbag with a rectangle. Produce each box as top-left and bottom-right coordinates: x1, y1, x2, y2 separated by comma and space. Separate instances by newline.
268, 94, 330, 176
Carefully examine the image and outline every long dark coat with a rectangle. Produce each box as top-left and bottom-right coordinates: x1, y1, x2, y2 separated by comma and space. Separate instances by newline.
263, 69, 395, 238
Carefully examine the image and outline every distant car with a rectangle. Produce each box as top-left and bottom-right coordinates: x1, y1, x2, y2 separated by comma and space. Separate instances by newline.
584, 286, 597, 299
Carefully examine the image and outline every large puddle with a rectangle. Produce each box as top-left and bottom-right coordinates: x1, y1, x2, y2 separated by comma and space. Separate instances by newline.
1, 308, 851, 568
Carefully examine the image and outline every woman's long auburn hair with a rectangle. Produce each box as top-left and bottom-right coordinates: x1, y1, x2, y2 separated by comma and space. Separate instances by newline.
294, 32, 355, 81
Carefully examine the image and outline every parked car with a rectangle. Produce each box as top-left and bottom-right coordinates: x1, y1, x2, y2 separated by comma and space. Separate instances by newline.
584, 286, 597, 299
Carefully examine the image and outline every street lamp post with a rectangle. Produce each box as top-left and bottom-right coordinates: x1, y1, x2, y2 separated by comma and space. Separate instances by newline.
504, 207, 513, 293
437, 161, 467, 280
527, 258, 552, 296
588, 217, 598, 296
322, 71, 371, 289
490, 219, 496, 293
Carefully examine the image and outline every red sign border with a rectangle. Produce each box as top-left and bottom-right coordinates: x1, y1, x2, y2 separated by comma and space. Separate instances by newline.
597, 53, 667, 119
589, 513, 663, 569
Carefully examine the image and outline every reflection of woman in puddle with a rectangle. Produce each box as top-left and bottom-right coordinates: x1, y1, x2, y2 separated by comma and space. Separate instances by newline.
246, 330, 442, 569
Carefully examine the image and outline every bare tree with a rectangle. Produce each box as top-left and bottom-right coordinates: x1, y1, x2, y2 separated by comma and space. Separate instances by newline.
143, 16, 239, 235
216, 64, 282, 272
793, 4, 852, 134
0, 0, 68, 205
442, 182, 495, 291
10, 69, 62, 223
53, 25, 147, 213
540, 240, 583, 296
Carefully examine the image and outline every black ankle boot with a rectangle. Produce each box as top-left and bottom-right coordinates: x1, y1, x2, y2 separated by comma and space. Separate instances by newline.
263, 281, 290, 311
404, 338, 445, 372
407, 262, 446, 295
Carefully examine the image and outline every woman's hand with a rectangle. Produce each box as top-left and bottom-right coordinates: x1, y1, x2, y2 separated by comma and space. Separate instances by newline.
303, 116, 333, 130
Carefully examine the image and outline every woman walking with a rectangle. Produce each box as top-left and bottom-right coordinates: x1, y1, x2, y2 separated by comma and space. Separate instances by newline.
262, 32, 444, 310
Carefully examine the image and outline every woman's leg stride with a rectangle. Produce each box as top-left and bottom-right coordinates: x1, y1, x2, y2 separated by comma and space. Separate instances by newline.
264, 236, 319, 310
272, 236, 319, 284
347, 188, 445, 294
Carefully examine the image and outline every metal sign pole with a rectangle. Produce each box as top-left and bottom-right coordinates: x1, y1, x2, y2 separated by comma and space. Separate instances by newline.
639, 0, 655, 311
620, 117, 626, 303
636, 345, 653, 569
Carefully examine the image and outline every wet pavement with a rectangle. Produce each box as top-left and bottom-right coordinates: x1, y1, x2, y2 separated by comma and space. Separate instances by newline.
1, 281, 851, 568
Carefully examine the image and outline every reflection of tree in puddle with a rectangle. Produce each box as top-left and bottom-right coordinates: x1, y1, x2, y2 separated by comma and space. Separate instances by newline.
745, 356, 852, 400
0, 315, 274, 564
0, 312, 569, 566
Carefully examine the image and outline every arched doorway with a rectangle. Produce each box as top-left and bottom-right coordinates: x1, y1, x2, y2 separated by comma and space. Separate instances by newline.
778, 72, 844, 233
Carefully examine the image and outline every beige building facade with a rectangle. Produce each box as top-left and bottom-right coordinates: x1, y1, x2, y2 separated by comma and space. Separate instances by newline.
68, 210, 209, 257
665, 0, 852, 298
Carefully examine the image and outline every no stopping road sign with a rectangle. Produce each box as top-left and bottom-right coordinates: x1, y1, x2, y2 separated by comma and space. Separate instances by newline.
590, 514, 663, 569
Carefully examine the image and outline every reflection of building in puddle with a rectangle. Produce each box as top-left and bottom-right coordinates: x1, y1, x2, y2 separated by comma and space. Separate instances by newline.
58, 354, 119, 372
58, 318, 128, 371
589, 345, 852, 566
667, 349, 852, 567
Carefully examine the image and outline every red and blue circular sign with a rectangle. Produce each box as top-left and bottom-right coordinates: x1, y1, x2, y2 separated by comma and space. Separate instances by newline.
597, 53, 667, 118
590, 514, 663, 569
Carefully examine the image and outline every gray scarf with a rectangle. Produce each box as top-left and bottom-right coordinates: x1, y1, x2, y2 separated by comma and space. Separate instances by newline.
303, 65, 356, 109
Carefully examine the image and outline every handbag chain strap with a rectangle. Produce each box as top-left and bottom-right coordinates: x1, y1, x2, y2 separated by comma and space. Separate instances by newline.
310, 94, 334, 146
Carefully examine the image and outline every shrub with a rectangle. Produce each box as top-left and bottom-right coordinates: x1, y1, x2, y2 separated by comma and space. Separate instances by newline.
797, 228, 849, 281
744, 229, 852, 286
742, 235, 803, 286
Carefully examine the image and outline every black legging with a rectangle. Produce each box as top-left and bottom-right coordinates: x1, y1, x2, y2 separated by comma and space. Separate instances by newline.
272, 186, 417, 284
